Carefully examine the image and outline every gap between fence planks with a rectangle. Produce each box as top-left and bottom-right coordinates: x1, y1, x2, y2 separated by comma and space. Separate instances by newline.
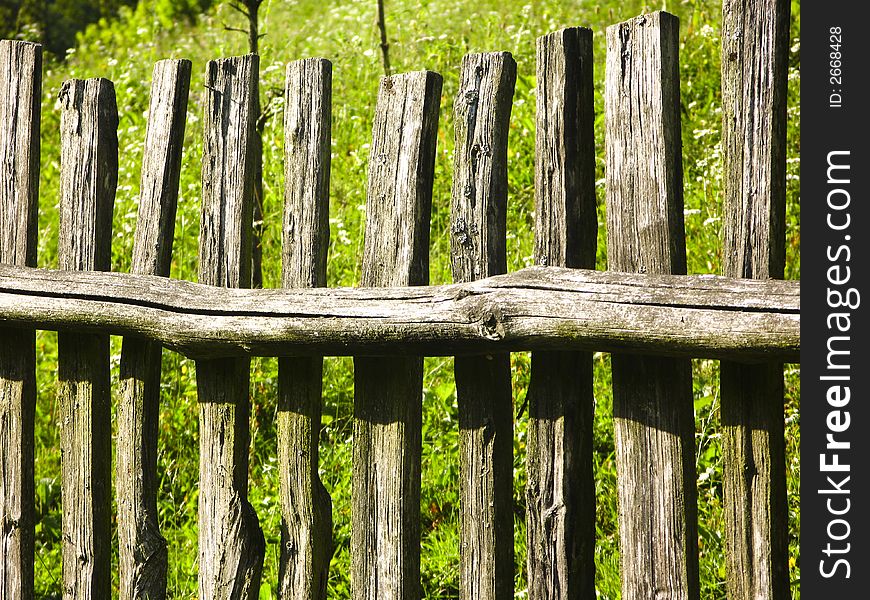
351, 70, 441, 600
451, 51, 516, 600
0, 39, 41, 600
117, 58, 191, 600
57, 76, 118, 599
0, 264, 799, 361
605, 12, 699, 598
278, 57, 333, 600
527, 27, 596, 600
720, 1, 792, 598
196, 54, 265, 600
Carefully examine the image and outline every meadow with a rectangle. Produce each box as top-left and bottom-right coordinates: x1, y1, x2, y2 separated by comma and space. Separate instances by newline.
26, 0, 801, 597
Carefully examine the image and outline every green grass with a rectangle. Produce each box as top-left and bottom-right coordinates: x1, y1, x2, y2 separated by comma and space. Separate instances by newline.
27, 0, 801, 597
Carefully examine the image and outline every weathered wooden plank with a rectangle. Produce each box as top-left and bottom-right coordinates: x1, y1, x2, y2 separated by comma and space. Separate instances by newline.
0, 41, 40, 269
57, 76, 118, 600
278, 57, 332, 600
533, 29, 596, 271
282, 58, 332, 291
720, 2, 791, 598
130, 60, 192, 278
196, 54, 265, 600
352, 70, 441, 600
0, 264, 800, 361
117, 58, 191, 600
451, 51, 516, 600
0, 39, 40, 600
527, 27, 596, 600
721, 364, 788, 597
605, 12, 699, 598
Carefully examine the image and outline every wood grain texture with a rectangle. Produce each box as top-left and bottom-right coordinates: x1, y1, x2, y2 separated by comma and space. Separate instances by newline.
278, 57, 332, 600
605, 14, 686, 277
720, 2, 791, 598
0, 40, 41, 269
451, 51, 516, 600
196, 54, 265, 600
527, 28, 596, 600
352, 70, 441, 600
359, 71, 441, 289
198, 55, 258, 290
605, 13, 699, 599
283, 58, 331, 290
533, 28, 596, 272
57, 76, 118, 600
0, 264, 800, 361
721, 0, 789, 282
0, 39, 41, 600
721, 362, 788, 599
117, 58, 190, 600
130, 59, 192, 278
450, 52, 515, 283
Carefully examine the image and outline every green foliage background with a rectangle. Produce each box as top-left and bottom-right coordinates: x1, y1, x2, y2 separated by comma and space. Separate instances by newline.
22, 0, 800, 597
1, 0, 214, 55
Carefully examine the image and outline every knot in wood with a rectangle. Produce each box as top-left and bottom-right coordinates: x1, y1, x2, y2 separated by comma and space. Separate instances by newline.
479, 303, 505, 341
452, 287, 474, 301
1, 515, 18, 534
452, 217, 474, 248
463, 89, 479, 105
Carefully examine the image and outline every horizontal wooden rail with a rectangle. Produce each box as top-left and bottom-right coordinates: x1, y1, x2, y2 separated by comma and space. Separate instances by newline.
0, 264, 798, 361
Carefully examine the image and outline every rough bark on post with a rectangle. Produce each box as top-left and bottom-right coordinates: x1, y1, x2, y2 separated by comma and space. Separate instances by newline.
527, 28, 596, 600
605, 12, 699, 598
117, 58, 190, 600
450, 51, 516, 600
197, 54, 265, 600
278, 57, 333, 600
57, 77, 118, 600
0, 39, 40, 600
352, 70, 441, 600
720, 1, 791, 598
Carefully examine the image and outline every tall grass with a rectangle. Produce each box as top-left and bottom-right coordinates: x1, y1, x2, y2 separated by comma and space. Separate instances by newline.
29, 0, 800, 597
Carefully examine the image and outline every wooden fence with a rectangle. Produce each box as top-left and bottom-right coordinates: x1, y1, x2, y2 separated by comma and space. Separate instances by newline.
0, 3, 797, 600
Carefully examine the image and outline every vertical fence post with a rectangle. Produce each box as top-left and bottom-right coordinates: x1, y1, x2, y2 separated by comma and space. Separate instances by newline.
605, 12, 699, 598
57, 77, 118, 599
197, 54, 265, 600
450, 51, 516, 600
117, 58, 191, 600
0, 39, 41, 600
278, 57, 333, 600
720, 1, 791, 598
527, 28, 596, 600
352, 70, 441, 600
